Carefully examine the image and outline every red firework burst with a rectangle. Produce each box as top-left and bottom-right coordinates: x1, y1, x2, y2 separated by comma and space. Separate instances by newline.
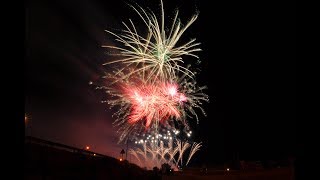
123, 82, 187, 128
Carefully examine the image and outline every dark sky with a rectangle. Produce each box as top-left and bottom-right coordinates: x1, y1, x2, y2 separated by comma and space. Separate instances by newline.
25, 0, 295, 165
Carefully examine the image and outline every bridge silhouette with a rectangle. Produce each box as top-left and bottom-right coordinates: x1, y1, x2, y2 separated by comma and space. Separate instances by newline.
24, 136, 157, 180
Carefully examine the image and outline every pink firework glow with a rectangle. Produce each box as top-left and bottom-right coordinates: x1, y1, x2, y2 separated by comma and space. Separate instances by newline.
124, 82, 187, 128
94, 69, 208, 143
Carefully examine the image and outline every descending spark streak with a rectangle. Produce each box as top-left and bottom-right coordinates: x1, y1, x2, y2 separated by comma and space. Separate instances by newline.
129, 139, 201, 170
186, 142, 202, 166
129, 149, 142, 165
130, 128, 201, 168
103, 0, 201, 82
176, 140, 190, 167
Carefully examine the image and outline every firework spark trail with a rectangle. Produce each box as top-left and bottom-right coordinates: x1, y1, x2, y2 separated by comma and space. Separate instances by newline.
129, 139, 201, 169
158, 141, 171, 165
102, 0, 201, 83
167, 138, 179, 165
129, 149, 142, 165
135, 143, 148, 167
146, 144, 159, 166
186, 142, 202, 166
176, 140, 190, 167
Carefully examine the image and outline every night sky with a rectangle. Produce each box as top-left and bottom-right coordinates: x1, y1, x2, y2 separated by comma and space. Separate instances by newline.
25, 0, 295, 165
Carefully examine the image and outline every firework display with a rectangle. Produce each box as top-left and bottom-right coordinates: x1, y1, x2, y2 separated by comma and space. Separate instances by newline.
99, 0, 208, 169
